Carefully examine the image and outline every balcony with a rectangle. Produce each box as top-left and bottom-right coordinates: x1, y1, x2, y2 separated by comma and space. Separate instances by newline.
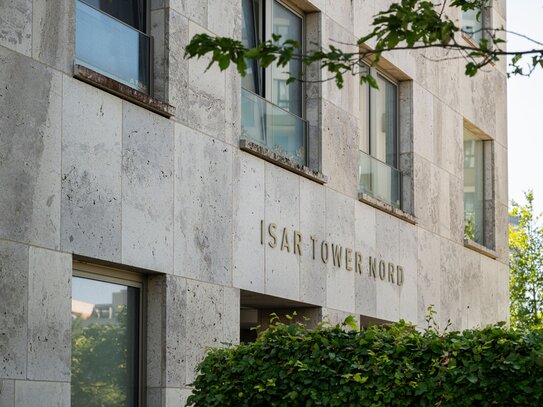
75, 0, 151, 94
359, 151, 401, 209
241, 88, 308, 167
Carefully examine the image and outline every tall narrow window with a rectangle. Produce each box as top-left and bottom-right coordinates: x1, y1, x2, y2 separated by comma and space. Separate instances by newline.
71, 269, 142, 407
359, 66, 400, 209
463, 129, 485, 244
240, 0, 308, 166
462, 7, 483, 43
75, 0, 151, 94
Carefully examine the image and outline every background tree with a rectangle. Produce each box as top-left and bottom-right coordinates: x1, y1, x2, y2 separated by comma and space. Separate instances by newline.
72, 307, 130, 407
185, 0, 543, 87
509, 191, 543, 329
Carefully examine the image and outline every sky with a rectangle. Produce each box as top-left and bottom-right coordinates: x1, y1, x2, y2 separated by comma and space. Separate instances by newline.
507, 0, 543, 213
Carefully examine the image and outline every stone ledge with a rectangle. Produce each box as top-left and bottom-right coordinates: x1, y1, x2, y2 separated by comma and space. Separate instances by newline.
358, 193, 416, 224
464, 239, 498, 259
240, 139, 327, 184
73, 64, 175, 118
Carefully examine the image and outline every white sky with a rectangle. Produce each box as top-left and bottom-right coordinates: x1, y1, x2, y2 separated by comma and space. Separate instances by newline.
507, 0, 543, 213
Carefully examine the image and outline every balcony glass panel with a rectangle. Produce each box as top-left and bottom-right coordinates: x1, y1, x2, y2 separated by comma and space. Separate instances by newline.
359, 150, 401, 209
241, 88, 308, 166
76, 0, 151, 94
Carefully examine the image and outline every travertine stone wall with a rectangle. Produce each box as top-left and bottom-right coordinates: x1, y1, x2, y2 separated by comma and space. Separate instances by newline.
0, 0, 508, 406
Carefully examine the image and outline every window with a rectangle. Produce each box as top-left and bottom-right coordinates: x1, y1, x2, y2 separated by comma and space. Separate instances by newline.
240, 0, 308, 166
358, 65, 401, 209
71, 265, 143, 407
462, 7, 483, 43
75, 0, 151, 94
463, 128, 486, 245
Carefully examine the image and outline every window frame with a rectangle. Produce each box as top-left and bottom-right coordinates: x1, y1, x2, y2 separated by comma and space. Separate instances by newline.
461, 3, 493, 47
72, 262, 146, 407
462, 123, 496, 252
268, 0, 306, 120
360, 63, 400, 170
74, 0, 172, 114
358, 62, 404, 212
242, 0, 306, 120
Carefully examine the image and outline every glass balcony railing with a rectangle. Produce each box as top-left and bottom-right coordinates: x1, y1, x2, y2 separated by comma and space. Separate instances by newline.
359, 151, 402, 209
76, 0, 151, 94
241, 88, 308, 166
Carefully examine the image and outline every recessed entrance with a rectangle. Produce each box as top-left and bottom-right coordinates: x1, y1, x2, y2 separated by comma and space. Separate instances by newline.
240, 290, 321, 343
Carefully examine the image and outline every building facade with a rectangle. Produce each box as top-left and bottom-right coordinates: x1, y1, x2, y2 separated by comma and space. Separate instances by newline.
0, 0, 508, 406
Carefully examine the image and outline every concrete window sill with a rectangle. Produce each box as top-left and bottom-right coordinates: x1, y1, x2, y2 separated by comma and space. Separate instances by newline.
239, 139, 327, 184
464, 239, 498, 259
358, 193, 416, 224
73, 64, 175, 118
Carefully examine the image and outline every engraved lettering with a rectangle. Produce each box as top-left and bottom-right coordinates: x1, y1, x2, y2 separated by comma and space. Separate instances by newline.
310, 236, 318, 260
321, 241, 329, 263
281, 227, 291, 252
355, 251, 362, 274
294, 231, 302, 255
379, 260, 386, 280
268, 223, 277, 248
388, 262, 395, 283
345, 248, 353, 271
369, 256, 377, 278
397, 265, 404, 286
332, 244, 343, 268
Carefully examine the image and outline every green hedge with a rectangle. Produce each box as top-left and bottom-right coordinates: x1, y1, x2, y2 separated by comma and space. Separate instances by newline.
187, 318, 543, 406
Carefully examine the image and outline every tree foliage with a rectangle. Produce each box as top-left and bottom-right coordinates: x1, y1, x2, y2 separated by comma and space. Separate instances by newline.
187, 316, 543, 406
509, 191, 543, 329
185, 0, 542, 88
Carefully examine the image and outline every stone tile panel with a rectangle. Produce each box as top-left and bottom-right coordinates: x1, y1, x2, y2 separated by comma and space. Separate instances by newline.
14, 381, 70, 407
32, 0, 75, 73
0, 240, 28, 379
0, 0, 32, 56
27, 247, 71, 381
355, 203, 377, 317
61, 77, 122, 261
439, 239, 463, 330
121, 102, 174, 273
174, 124, 233, 285
417, 229, 441, 327
299, 178, 327, 305
264, 164, 300, 300
325, 189, 355, 312
232, 152, 265, 292
0, 48, 62, 250
0, 379, 14, 406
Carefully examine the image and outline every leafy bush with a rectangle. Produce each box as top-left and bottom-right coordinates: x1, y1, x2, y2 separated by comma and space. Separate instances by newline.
187, 316, 543, 406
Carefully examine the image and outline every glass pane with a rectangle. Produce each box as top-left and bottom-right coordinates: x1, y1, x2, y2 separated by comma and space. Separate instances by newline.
241, 0, 262, 94
372, 74, 398, 168
83, 0, 146, 31
359, 65, 370, 153
241, 88, 307, 165
359, 150, 401, 209
271, 1, 303, 117
464, 130, 485, 244
76, 0, 151, 94
72, 276, 140, 407
462, 8, 483, 43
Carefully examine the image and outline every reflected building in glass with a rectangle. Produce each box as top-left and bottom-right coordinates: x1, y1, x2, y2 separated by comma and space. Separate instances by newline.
0, 0, 508, 406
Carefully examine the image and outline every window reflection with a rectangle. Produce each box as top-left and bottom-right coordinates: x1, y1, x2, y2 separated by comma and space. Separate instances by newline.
464, 130, 485, 244
71, 276, 140, 407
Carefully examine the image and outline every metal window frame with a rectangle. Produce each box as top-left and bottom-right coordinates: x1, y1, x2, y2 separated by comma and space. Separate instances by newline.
361, 63, 400, 170
72, 261, 146, 407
